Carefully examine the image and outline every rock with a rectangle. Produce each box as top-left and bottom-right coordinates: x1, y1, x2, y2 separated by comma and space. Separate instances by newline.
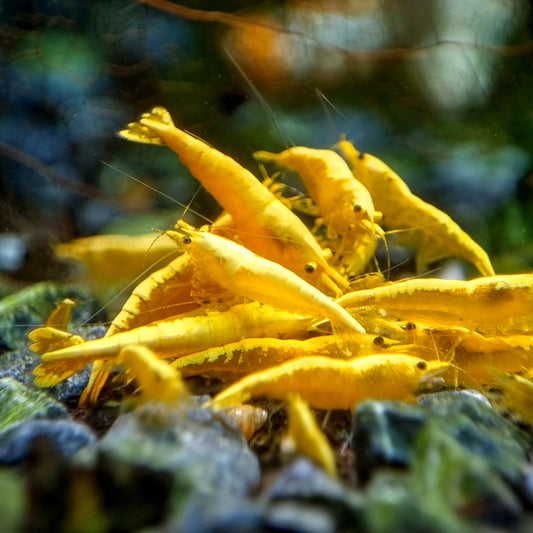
350, 400, 426, 481
93, 453, 176, 533
351, 391, 530, 485
267, 458, 365, 531
417, 390, 531, 486
168, 492, 265, 533
411, 422, 523, 527
268, 458, 347, 501
0, 419, 96, 464
0, 346, 92, 404
0, 377, 67, 434
350, 391, 531, 530
88, 402, 261, 496
0, 348, 41, 386
266, 501, 337, 533
364, 470, 470, 533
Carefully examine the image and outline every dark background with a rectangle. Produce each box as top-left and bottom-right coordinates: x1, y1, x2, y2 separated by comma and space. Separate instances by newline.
1, 0, 532, 286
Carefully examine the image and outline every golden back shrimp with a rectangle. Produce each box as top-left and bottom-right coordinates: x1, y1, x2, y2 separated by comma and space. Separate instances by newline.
119, 107, 349, 296
336, 139, 495, 277
172, 333, 390, 379
337, 274, 533, 335
167, 225, 365, 336
211, 354, 449, 410
255, 146, 383, 276
31, 302, 314, 387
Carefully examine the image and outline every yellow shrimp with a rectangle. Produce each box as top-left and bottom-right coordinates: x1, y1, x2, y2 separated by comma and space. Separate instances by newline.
337, 275, 533, 335
336, 139, 495, 277
285, 394, 337, 477
31, 302, 314, 388
384, 321, 533, 384
80, 212, 238, 406
119, 107, 349, 296
107, 212, 238, 335
171, 334, 391, 379
55, 232, 180, 287
211, 354, 449, 410
255, 147, 383, 276
167, 226, 365, 336
118, 345, 189, 404
489, 368, 533, 425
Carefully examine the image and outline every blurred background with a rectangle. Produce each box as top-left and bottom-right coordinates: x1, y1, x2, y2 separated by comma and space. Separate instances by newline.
1, 0, 532, 290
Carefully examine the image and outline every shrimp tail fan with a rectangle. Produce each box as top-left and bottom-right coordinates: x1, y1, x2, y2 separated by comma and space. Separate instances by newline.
33, 360, 88, 387
118, 107, 174, 145
28, 327, 85, 355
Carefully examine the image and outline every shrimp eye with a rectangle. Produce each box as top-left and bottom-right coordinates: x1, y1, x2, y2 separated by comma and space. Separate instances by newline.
416, 361, 427, 370
403, 322, 416, 331
353, 204, 363, 213
373, 336, 384, 346
182, 235, 192, 245
304, 261, 317, 274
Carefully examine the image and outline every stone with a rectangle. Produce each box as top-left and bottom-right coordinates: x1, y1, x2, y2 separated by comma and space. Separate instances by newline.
0, 377, 67, 435
89, 402, 261, 496
0, 419, 96, 464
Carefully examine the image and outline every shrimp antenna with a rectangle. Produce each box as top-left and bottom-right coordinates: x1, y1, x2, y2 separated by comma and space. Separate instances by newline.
99, 161, 213, 225
315, 88, 346, 140
81, 249, 178, 327
222, 45, 294, 150
181, 183, 204, 223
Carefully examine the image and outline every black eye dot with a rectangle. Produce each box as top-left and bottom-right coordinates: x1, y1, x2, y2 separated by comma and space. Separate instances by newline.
304, 262, 316, 274
404, 322, 416, 331
353, 204, 363, 213
182, 235, 192, 245
373, 336, 384, 346
416, 361, 427, 370
358, 152, 365, 160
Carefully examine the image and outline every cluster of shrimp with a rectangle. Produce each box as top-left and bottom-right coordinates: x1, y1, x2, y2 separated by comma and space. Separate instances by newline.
29, 107, 533, 476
